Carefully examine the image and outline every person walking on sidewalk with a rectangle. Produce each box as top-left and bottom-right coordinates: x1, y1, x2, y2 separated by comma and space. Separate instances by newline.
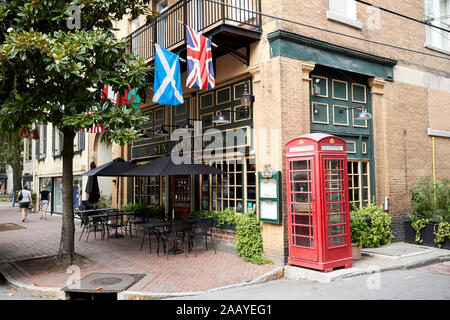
39, 185, 50, 220
18, 185, 33, 222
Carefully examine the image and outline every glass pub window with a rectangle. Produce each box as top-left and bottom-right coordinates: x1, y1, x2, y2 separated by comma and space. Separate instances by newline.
347, 160, 370, 208
134, 176, 161, 205
203, 157, 255, 213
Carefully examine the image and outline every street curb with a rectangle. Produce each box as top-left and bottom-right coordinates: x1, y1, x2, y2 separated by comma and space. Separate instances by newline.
285, 253, 450, 283
119, 267, 284, 300
0, 266, 66, 299
0, 263, 283, 300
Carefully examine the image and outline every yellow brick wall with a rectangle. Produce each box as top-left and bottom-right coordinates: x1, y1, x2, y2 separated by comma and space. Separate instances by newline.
113, 0, 450, 262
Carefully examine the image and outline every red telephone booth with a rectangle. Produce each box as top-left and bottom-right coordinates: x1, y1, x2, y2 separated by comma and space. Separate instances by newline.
285, 133, 353, 272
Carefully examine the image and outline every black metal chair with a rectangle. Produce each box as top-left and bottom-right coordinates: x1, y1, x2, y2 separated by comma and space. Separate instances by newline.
104, 211, 125, 240
140, 221, 165, 254
130, 209, 152, 238
160, 221, 188, 260
78, 211, 105, 242
189, 218, 216, 257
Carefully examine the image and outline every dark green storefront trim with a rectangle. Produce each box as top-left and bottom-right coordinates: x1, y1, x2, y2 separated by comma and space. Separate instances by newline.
267, 30, 397, 81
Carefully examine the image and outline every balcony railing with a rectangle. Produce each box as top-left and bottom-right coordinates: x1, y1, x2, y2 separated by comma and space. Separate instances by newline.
125, 0, 262, 61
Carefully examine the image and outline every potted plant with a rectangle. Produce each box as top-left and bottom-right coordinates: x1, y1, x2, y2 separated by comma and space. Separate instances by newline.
406, 177, 450, 249
350, 211, 367, 260
350, 201, 394, 260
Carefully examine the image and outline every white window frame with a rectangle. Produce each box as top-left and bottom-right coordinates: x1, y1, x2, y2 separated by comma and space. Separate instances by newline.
189, 0, 205, 32
131, 17, 140, 55
156, 0, 169, 47
425, 0, 450, 55
229, 0, 256, 26
327, 0, 363, 29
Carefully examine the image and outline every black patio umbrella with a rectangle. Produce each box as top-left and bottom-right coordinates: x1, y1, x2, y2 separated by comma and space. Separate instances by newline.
83, 157, 137, 177
121, 155, 225, 176
85, 161, 100, 205
83, 157, 138, 209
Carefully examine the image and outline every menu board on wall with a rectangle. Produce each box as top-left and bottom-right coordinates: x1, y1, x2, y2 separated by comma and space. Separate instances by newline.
258, 171, 281, 224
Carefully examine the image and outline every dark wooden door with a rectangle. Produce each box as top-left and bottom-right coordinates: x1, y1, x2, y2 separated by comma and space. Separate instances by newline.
172, 175, 191, 220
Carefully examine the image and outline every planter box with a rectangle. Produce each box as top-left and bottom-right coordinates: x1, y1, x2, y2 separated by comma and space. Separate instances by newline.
404, 221, 450, 250
213, 219, 236, 230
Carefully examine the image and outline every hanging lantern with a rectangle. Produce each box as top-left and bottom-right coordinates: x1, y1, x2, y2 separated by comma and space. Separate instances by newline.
31, 129, 39, 140
19, 127, 30, 138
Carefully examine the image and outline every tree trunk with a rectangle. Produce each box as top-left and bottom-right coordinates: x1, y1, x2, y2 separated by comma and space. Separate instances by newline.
57, 128, 76, 265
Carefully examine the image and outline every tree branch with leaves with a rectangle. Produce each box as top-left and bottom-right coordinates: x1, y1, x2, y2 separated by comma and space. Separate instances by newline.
0, 0, 154, 264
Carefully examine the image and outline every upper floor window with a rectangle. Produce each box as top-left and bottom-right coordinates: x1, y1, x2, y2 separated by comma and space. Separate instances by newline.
24, 137, 32, 162
327, 0, 363, 29
425, 0, 450, 53
131, 17, 140, 55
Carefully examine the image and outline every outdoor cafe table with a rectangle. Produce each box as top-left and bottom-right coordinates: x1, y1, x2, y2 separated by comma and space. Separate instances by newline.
141, 217, 198, 255
89, 211, 137, 239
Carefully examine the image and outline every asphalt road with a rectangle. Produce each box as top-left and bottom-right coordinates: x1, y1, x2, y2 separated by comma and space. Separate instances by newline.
168, 262, 450, 300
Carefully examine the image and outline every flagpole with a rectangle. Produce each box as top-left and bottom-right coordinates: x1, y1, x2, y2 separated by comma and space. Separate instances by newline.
149, 40, 187, 63
178, 20, 219, 48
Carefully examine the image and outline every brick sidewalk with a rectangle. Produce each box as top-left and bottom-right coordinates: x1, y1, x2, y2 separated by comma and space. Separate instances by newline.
0, 207, 279, 294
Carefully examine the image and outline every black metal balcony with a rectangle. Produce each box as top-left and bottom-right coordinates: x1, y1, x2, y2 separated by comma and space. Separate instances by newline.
125, 0, 262, 65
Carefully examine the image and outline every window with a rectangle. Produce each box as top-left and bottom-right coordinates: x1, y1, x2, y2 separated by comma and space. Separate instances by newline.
230, 0, 256, 25
131, 17, 140, 55
156, 0, 168, 47
327, 0, 363, 29
24, 137, 32, 161
189, 0, 204, 31
75, 131, 85, 152
134, 176, 161, 205
202, 157, 255, 213
425, 0, 450, 53
38, 124, 47, 159
347, 160, 370, 209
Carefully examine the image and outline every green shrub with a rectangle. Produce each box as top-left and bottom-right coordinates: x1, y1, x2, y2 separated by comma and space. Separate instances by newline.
410, 176, 449, 222
434, 221, 450, 248
409, 177, 450, 244
350, 202, 393, 248
190, 209, 273, 265
350, 210, 370, 247
234, 211, 273, 265
97, 194, 112, 209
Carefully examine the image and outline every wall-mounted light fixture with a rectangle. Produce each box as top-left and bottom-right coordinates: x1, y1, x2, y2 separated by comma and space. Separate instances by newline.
313, 78, 321, 96
337, 106, 373, 120
239, 83, 255, 115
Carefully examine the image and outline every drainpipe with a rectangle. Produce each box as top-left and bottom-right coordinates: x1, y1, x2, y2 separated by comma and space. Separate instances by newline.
432, 137, 436, 197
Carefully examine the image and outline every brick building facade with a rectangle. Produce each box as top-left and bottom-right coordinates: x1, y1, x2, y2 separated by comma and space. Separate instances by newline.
115, 0, 449, 264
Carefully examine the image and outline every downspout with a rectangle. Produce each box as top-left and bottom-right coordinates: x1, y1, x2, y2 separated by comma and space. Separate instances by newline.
432, 136, 436, 196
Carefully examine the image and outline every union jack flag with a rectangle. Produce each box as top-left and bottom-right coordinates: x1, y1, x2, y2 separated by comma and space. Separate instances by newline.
185, 25, 215, 90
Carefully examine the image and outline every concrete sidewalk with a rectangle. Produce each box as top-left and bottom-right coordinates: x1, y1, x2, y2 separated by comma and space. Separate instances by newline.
1, 206, 449, 299
285, 242, 450, 283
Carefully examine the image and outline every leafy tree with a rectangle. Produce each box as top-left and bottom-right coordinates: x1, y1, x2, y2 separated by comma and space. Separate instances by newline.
0, 0, 154, 264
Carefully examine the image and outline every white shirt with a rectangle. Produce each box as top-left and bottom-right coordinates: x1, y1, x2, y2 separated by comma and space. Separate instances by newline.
19, 190, 32, 203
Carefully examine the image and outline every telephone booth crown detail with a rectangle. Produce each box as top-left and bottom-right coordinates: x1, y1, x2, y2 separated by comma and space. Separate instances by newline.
285, 133, 353, 272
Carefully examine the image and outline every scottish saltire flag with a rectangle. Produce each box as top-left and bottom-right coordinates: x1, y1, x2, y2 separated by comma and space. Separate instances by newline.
152, 44, 184, 105
185, 25, 215, 90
